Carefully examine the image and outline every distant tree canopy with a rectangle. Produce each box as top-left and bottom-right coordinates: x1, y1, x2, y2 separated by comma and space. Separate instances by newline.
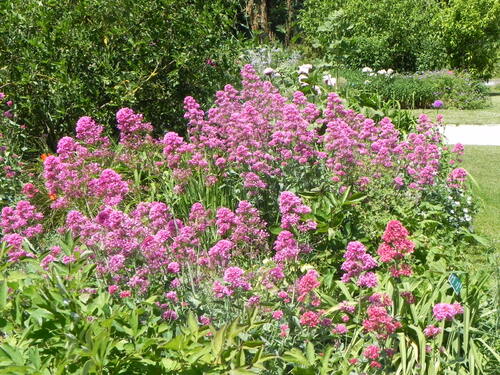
298, 0, 500, 77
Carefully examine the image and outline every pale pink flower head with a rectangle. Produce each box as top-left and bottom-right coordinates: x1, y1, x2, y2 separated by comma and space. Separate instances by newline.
363, 345, 380, 360
332, 323, 348, 334
433, 303, 463, 321
279, 324, 289, 337
272, 310, 284, 320
341, 241, 377, 284
424, 324, 441, 338
299, 311, 320, 327
167, 261, 181, 273
223, 266, 251, 290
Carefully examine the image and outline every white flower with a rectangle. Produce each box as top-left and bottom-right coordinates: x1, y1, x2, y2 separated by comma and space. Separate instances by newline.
274, 72, 281, 77
362, 67, 373, 73
313, 85, 322, 95
322, 74, 336, 86
387, 68, 394, 75
298, 64, 313, 75
298, 74, 309, 85
368, 72, 376, 77
377, 69, 387, 75
263, 67, 275, 76
364, 80, 371, 85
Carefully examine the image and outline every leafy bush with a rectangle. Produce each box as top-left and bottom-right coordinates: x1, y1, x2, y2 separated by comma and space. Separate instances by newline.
0, 94, 40, 207
299, 0, 500, 78
341, 69, 490, 109
438, 0, 500, 79
299, 0, 445, 72
0, 0, 243, 148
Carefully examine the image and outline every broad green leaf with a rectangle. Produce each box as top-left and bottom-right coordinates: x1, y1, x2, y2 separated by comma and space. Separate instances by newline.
283, 348, 310, 366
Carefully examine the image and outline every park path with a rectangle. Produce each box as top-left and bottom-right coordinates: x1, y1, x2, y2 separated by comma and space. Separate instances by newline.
442, 78, 500, 145
443, 124, 500, 145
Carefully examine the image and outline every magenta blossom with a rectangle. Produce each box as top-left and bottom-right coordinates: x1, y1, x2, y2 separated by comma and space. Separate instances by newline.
433, 303, 463, 321
432, 100, 444, 108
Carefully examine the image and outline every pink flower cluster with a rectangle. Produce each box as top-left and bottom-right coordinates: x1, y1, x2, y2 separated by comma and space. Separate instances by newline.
424, 324, 442, 338
278, 191, 316, 232
213, 266, 252, 298
363, 305, 402, 339
116, 108, 154, 148
341, 241, 378, 288
88, 169, 129, 206
377, 220, 414, 278
433, 303, 464, 321
296, 269, 320, 302
1, 200, 43, 262
447, 167, 468, 188
75, 116, 110, 147
215, 201, 269, 258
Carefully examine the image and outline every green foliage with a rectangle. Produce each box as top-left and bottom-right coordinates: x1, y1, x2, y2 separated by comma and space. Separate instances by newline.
0, 0, 243, 147
298, 0, 500, 78
0, 241, 277, 374
341, 69, 490, 110
438, 0, 500, 79
299, 0, 445, 72
0, 99, 41, 207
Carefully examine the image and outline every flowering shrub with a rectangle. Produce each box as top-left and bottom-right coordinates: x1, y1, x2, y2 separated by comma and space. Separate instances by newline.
0, 65, 489, 373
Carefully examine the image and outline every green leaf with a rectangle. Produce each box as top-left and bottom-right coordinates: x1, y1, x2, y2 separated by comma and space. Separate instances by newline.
29, 308, 55, 326
211, 326, 225, 357
283, 348, 310, 366
269, 226, 284, 235
229, 368, 259, 375
305, 342, 315, 364
0, 279, 7, 310
0, 344, 24, 366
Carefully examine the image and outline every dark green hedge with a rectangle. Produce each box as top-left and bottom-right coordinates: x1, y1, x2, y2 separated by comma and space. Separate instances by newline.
0, 0, 244, 147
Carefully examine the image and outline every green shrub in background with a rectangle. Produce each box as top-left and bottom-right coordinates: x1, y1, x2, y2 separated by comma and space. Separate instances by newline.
438, 0, 500, 79
0, 0, 244, 148
340, 69, 490, 109
0, 95, 40, 207
298, 0, 500, 78
299, 0, 445, 72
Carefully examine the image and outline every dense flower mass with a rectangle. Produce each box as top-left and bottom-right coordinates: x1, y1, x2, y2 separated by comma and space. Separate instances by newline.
0, 64, 475, 374
116, 107, 153, 148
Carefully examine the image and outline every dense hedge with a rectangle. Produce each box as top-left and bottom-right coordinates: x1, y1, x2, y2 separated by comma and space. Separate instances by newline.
0, 0, 243, 148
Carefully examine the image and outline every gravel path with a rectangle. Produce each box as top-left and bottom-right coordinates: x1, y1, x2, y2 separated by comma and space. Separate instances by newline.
443, 124, 500, 145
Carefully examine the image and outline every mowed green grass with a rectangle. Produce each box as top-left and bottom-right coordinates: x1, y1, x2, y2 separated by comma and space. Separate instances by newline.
462, 146, 500, 247
409, 94, 500, 125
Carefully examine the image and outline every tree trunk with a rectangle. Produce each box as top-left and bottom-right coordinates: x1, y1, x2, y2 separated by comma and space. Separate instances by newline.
285, 0, 293, 45
245, 0, 272, 41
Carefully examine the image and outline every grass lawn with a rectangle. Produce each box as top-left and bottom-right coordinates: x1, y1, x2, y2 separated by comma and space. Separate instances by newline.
409, 94, 500, 125
462, 146, 500, 247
